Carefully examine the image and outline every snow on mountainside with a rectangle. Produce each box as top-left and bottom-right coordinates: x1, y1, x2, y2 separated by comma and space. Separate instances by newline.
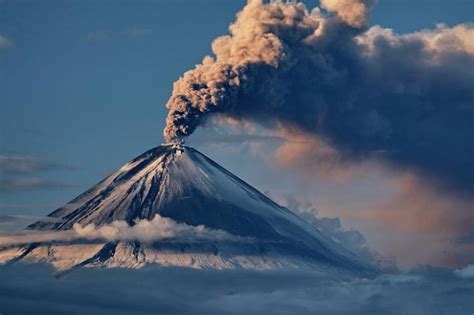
0, 144, 376, 277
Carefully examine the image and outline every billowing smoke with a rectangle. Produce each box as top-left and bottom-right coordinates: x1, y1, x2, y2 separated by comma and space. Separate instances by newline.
163, 0, 474, 194
320, 0, 375, 28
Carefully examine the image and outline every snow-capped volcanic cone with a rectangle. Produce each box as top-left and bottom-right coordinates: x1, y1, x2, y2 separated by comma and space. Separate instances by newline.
0, 144, 376, 276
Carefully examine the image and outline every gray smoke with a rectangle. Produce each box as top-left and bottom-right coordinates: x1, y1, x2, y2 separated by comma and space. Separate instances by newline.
163, 0, 474, 193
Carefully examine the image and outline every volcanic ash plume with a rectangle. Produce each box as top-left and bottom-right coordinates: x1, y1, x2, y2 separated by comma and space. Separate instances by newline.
163, 0, 322, 143
163, 0, 474, 193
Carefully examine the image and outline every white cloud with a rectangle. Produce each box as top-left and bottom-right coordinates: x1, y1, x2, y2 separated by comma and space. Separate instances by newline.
0, 215, 246, 246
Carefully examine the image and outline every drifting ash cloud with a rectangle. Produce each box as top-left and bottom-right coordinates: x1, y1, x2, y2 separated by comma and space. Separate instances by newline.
163, 0, 474, 195
0, 215, 246, 247
0, 264, 473, 315
269, 135, 474, 268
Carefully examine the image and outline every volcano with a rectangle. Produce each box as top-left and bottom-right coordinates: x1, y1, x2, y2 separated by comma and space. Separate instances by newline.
0, 144, 375, 276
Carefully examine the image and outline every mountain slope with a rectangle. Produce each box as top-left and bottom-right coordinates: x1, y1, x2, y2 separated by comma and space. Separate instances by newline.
2, 144, 376, 276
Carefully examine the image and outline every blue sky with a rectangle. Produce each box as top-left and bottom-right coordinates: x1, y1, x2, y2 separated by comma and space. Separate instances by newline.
1, 0, 473, 268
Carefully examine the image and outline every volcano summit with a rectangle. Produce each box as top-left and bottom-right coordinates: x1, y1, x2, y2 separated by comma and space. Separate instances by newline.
0, 145, 375, 276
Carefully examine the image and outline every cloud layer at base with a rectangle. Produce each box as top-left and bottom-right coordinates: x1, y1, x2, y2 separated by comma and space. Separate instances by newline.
0, 264, 473, 315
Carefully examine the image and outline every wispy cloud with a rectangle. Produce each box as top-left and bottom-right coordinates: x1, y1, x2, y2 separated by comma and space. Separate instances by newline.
0, 202, 60, 210
122, 26, 152, 39
0, 155, 73, 175
82, 31, 111, 43
0, 34, 13, 49
0, 214, 59, 224
0, 155, 76, 193
0, 177, 75, 193
0, 215, 60, 233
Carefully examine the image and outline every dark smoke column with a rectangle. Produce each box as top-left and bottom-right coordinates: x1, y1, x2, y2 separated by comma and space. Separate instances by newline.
162, 0, 326, 143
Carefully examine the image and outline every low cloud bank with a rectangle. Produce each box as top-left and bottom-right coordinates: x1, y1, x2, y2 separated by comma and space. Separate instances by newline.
0, 264, 472, 315
0, 215, 244, 247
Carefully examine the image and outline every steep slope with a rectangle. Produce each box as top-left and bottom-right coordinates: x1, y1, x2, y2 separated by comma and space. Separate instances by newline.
2, 144, 376, 276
